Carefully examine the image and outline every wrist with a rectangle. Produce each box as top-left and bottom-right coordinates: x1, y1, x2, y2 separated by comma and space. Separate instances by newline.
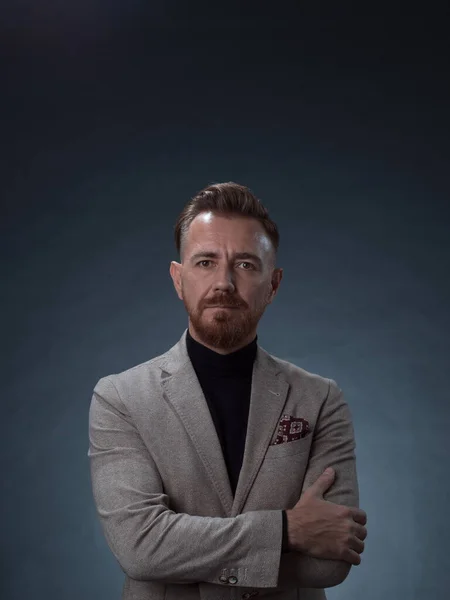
285, 509, 294, 551
286, 508, 304, 553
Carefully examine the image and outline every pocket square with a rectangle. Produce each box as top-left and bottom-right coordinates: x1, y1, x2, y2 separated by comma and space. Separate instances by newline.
271, 414, 311, 445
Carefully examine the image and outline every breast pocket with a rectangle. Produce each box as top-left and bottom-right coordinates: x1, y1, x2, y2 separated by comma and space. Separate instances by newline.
247, 435, 312, 510
264, 434, 312, 459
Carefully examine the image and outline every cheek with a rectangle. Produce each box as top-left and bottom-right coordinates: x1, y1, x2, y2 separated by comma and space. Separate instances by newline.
260, 288, 273, 308
255, 281, 272, 301
246, 286, 270, 309
182, 279, 204, 303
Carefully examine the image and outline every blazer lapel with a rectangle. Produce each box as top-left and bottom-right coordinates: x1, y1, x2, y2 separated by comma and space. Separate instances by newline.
159, 330, 290, 517
160, 331, 234, 514
231, 346, 289, 516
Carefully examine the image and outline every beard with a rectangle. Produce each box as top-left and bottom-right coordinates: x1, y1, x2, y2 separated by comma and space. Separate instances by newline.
182, 289, 269, 350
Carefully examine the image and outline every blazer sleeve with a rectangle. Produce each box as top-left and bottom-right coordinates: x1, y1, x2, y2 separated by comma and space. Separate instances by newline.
88, 375, 284, 587
276, 378, 360, 589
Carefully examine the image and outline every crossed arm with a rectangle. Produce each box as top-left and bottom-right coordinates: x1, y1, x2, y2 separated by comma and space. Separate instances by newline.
88, 376, 358, 588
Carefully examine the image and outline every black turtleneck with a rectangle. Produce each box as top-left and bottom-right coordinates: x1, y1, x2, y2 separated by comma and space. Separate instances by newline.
185, 328, 289, 554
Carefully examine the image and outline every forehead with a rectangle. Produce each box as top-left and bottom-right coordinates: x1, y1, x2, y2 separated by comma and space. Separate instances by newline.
185, 212, 272, 254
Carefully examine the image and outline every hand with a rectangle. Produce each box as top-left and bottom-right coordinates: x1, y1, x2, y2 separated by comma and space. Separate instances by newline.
285, 467, 367, 565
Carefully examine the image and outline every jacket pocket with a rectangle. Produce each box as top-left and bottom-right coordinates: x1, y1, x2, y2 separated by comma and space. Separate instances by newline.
265, 435, 312, 459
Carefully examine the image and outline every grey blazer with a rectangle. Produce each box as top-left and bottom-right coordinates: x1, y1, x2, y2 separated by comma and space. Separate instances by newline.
88, 329, 359, 600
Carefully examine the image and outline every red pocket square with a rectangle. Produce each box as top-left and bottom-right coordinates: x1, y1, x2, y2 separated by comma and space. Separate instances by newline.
271, 414, 311, 445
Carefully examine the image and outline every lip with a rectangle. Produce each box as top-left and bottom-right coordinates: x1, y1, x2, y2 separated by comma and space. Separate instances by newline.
206, 306, 240, 309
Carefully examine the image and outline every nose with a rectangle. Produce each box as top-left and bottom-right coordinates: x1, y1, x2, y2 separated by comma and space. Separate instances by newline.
212, 264, 235, 294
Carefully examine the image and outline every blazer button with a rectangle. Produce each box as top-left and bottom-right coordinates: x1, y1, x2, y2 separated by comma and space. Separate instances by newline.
242, 593, 259, 599
219, 575, 228, 583
228, 576, 238, 584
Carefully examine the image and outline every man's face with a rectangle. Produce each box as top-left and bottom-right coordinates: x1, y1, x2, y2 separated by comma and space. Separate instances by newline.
170, 212, 283, 353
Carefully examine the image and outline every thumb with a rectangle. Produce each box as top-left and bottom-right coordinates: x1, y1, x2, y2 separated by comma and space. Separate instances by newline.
309, 467, 335, 497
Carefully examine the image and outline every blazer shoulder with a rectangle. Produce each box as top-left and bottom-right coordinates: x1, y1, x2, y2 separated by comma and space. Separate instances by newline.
267, 353, 346, 418
267, 351, 336, 394
94, 349, 169, 392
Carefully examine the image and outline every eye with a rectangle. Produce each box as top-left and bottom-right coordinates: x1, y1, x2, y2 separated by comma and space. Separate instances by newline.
239, 262, 254, 270
198, 260, 212, 267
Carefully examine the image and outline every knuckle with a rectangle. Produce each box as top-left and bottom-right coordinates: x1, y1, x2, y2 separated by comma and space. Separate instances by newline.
355, 509, 365, 521
338, 547, 347, 560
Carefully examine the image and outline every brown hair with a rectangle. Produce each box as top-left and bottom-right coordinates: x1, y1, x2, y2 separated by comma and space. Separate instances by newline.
174, 182, 279, 261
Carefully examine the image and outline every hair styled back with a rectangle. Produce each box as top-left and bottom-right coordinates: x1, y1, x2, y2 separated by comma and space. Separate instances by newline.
174, 182, 279, 261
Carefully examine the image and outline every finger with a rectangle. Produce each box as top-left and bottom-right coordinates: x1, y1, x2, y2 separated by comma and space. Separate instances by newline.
352, 509, 367, 525
306, 468, 336, 497
352, 523, 368, 541
350, 536, 365, 554
343, 548, 362, 566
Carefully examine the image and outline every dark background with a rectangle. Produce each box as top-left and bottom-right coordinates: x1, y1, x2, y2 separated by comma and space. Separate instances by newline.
2, 3, 450, 599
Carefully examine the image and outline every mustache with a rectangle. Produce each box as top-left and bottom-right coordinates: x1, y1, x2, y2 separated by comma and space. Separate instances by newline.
203, 297, 246, 308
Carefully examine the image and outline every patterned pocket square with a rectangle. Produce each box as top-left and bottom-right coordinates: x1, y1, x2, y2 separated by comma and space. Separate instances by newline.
271, 414, 311, 445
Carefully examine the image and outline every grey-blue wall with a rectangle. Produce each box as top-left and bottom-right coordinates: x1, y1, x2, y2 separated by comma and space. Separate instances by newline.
2, 5, 449, 599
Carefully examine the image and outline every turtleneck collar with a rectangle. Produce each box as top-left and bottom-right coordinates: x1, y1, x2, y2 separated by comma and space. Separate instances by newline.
186, 327, 257, 375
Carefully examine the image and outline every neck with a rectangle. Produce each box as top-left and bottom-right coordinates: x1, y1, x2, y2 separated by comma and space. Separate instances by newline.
188, 323, 256, 355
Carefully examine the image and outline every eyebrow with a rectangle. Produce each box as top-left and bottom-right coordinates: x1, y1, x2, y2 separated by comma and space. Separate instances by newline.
189, 251, 263, 268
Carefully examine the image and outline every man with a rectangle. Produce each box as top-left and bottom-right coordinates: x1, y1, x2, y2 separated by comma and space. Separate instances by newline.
88, 182, 367, 600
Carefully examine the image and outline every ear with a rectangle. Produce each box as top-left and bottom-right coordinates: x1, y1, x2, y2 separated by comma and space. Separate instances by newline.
267, 267, 283, 304
169, 261, 183, 300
